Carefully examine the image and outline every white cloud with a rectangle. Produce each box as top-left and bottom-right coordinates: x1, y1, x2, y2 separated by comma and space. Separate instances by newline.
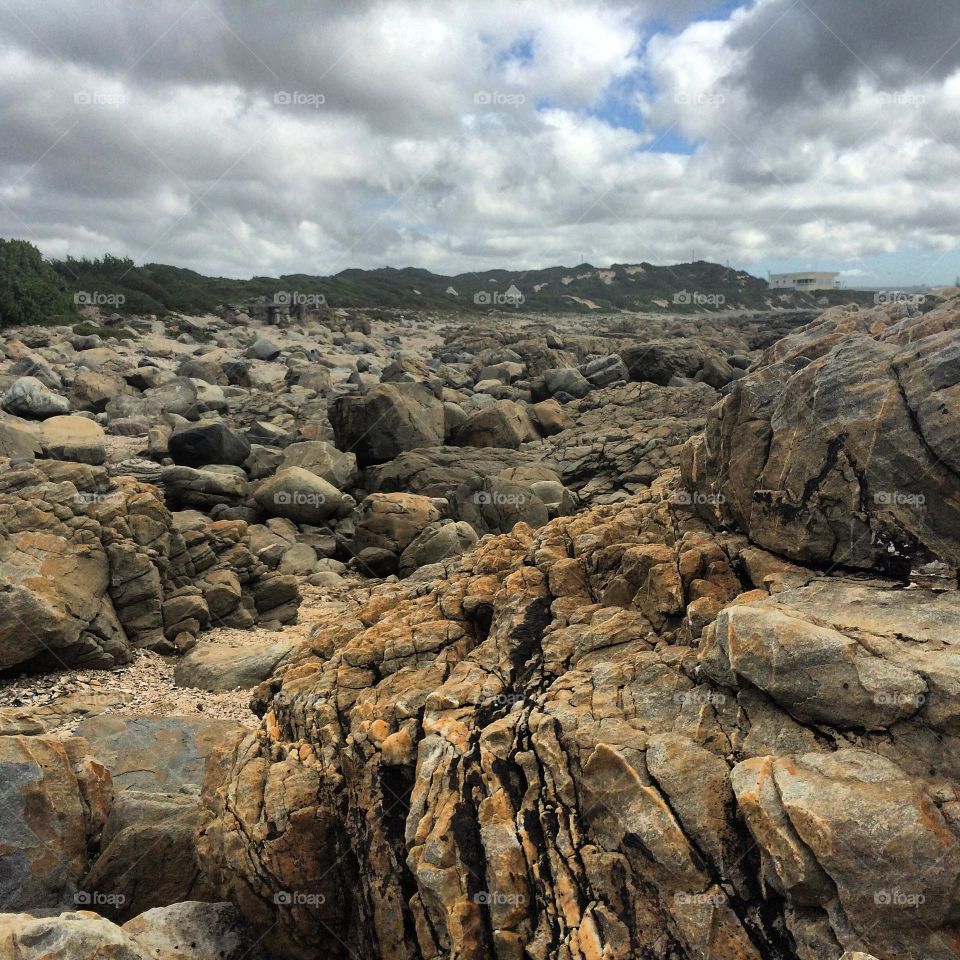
0, 0, 956, 284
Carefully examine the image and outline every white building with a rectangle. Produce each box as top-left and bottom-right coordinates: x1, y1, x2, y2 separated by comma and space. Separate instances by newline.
768, 271, 840, 291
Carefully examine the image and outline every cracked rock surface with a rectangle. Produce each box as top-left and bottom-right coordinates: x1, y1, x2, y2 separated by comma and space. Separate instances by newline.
198, 467, 960, 960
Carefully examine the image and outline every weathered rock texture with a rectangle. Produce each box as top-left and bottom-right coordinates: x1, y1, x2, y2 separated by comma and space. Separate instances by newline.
682, 300, 960, 574
197, 472, 960, 960
0, 460, 300, 673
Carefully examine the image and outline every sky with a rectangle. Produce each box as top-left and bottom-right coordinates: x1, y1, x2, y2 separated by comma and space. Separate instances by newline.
1, 0, 959, 287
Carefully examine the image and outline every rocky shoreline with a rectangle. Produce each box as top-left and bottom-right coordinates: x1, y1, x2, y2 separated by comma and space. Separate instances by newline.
0, 295, 957, 959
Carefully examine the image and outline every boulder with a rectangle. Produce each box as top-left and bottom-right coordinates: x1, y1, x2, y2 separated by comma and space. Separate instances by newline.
73, 715, 243, 793
352, 492, 442, 557
0, 735, 112, 910
162, 465, 248, 510
40, 415, 107, 465
10, 354, 61, 388
0, 912, 142, 960
280, 440, 357, 490
122, 902, 269, 960
70, 370, 128, 412
529, 398, 570, 436
175, 638, 296, 691
543, 366, 591, 398
581, 354, 629, 388
81, 791, 217, 921
450, 475, 550, 534
682, 302, 960, 573
397, 520, 478, 577
246, 336, 282, 361
330, 382, 444, 466
0, 416, 41, 458
176, 357, 227, 385
169, 421, 252, 468
0, 903, 268, 960
254, 467, 343, 525
451, 399, 538, 449
366, 446, 543, 498
621, 341, 704, 384
3, 376, 71, 418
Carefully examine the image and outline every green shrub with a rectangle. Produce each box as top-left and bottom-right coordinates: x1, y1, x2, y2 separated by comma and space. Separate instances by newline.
0, 239, 76, 328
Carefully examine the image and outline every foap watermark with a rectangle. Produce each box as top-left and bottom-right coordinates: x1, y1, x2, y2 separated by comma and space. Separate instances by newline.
75, 291, 126, 307
474, 286, 525, 308
74, 491, 124, 505
674, 91, 726, 108
474, 891, 525, 906
474, 490, 527, 507
874, 491, 926, 507
274, 91, 326, 108
874, 291, 926, 306
274, 890, 326, 906
877, 92, 926, 107
874, 691, 926, 708
473, 90, 526, 109
672, 490, 726, 507
674, 689, 727, 707
673, 290, 726, 307
275, 491, 326, 507
874, 888, 925, 907
484, 692, 524, 709
673, 891, 725, 907
75, 890, 126, 908
74, 90, 126, 107
273, 291, 327, 308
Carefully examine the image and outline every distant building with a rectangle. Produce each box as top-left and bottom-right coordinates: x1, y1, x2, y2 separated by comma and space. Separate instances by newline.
445, 286, 458, 296
768, 271, 840, 291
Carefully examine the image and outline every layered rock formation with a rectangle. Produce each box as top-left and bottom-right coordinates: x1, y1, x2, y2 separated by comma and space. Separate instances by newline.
682, 300, 960, 574
0, 460, 300, 672
198, 468, 960, 960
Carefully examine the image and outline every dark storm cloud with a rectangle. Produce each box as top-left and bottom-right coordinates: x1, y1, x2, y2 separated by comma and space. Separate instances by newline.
726, 0, 960, 106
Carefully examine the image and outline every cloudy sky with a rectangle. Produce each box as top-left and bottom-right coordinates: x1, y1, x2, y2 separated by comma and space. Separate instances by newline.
0, 0, 958, 285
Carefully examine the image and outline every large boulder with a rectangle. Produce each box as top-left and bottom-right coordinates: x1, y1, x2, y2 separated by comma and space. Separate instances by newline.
0, 903, 267, 960
451, 399, 538, 449
40, 415, 107, 465
280, 440, 357, 490
0, 912, 143, 960
169, 421, 252, 468
449, 475, 550, 534
330, 383, 444, 466
543, 366, 591, 399
70, 370, 129, 413
397, 519, 478, 577
0, 735, 112, 911
254, 467, 344, 525
122, 902, 269, 960
620, 341, 704, 384
162, 465, 248, 510
81, 791, 218, 921
3, 376, 71, 418
580, 354, 629, 388
175, 637, 296, 691
74, 714, 242, 793
366, 446, 544, 498
0, 416, 42, 458
352, 492, 442, 557
682, 300, 960, 573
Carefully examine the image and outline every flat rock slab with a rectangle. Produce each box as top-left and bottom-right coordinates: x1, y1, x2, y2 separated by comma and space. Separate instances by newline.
174, 639, 296, 692
73, 714, 243, 792
0, 691, 126, 735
